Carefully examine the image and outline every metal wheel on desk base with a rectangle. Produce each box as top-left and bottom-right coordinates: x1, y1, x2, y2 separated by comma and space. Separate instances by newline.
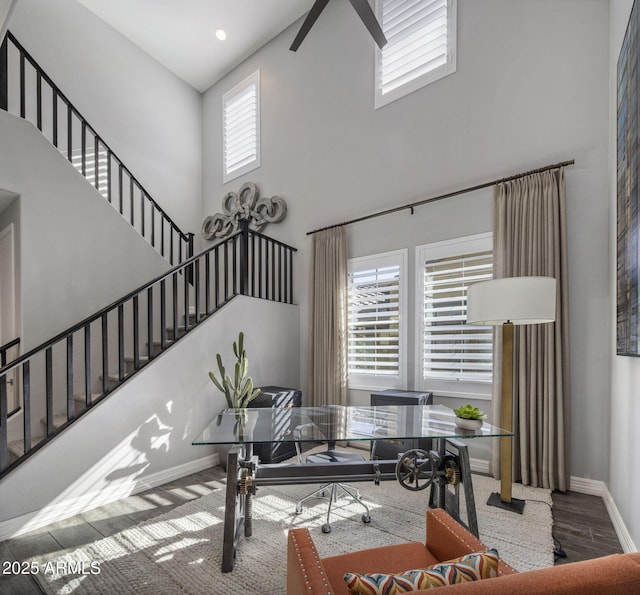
396, 449, 437, 491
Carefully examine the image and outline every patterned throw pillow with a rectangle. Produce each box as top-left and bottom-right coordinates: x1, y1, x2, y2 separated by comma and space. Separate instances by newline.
343, 548, 500, 594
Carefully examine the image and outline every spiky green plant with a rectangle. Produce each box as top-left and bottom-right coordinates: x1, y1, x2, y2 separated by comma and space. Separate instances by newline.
209, 332, 260, 409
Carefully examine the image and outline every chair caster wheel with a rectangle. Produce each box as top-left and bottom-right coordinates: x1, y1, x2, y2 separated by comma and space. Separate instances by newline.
321, 524, 332, 534
295, 506, 302, 515
362, 514, 371, 524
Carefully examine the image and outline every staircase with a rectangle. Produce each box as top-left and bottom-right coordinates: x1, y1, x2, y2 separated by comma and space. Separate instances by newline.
0, 31, 298, 480
0, 31, 194, 266
0, 222, 297, 479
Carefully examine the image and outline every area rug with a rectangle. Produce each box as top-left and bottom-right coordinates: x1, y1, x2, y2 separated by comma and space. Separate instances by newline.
32, 474, 553, 595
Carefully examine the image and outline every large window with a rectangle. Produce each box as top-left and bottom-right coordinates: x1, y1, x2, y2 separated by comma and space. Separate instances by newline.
375, 0, 457, 108
223, 70, 260, 183
416, 233, 493, 398
347, 250, 407, 389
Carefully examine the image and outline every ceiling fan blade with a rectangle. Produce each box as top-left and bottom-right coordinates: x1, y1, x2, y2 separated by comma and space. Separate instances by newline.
348, 0, 387, 49
290, 0, 331, 52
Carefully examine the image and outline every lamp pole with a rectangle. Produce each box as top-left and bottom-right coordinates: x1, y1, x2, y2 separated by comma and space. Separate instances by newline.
499, 322, 514, 505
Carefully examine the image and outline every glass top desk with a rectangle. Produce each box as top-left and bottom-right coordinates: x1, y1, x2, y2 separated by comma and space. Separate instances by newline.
192, 404, 511, 572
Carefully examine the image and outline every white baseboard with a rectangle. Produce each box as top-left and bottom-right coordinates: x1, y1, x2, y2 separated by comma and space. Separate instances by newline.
601, 484, 638, 553
568, 475, 605, 496
469, 457, 490, 475
0, 453, 219, 542
567, 475, 637, 553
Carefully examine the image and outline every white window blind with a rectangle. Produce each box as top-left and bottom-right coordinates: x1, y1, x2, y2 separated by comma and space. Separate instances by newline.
348, 251, 406, 388
416, 233, 492, 398
375, 0, 456, 108
223, 70, 260, 182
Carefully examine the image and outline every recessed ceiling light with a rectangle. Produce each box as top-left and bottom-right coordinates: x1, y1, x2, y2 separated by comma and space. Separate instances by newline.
216, 29, 227, 41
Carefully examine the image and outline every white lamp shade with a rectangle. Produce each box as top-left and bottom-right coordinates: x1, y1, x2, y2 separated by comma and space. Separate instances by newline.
466, 276, 556, 326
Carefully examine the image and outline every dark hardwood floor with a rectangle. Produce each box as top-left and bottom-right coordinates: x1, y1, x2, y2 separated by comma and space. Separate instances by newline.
551, 490, 624, 564
0, 468, 625, 594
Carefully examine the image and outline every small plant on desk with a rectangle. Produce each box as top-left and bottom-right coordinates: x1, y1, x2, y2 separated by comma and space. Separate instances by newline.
453, 404, 487, 430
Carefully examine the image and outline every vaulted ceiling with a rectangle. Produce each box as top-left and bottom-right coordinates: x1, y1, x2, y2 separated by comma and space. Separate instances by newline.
76, 0, 315, 92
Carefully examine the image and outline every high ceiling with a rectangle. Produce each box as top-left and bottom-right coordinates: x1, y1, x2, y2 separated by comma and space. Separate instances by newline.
76, 0, 315, 92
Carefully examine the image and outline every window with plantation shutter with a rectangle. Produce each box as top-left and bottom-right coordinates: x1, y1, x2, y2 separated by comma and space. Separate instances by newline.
375, 0, 456, 108
348, 250, 407, 389
223, 70, 260, 183
416, 233, 493, 398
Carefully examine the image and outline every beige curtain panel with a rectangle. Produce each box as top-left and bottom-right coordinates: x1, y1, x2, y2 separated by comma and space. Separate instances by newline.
309, 227, 348, 407
493, 168, 570, 491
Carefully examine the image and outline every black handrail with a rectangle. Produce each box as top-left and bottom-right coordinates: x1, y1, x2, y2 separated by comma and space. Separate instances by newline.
0, 31, 194, 265
0, 225, 296, 477
0, 232, 240, 376
0, 337, 19, 366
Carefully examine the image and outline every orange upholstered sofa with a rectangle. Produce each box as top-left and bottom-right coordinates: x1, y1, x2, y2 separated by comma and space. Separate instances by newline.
287, 508, 640, 594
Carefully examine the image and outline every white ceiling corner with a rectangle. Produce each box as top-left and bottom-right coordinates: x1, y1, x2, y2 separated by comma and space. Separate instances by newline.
75, 0, 315, 92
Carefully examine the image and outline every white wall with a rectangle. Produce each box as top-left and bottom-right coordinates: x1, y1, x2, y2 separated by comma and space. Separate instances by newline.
0, 111, 172, 349
0, 192, 20, 342
0, 296, 300, 535
0, 0, 17, 40
7, 0, 202, 235
609, 0, 639, 552
202, 1, 610, 479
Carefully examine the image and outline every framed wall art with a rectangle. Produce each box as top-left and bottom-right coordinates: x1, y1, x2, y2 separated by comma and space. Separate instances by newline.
617, 0, 640, 356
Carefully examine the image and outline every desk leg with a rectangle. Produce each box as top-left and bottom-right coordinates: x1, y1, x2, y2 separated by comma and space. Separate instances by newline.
221, 446, 258, 573
435, 439, 446, 509
222, 447, 242, 573
455, 441, 478, 537
427, 439, 479, 538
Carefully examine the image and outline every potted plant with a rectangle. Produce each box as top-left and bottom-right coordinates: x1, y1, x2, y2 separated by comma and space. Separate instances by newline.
210, 332, 261, 449
452, 404, 487, 430
210, 332, 260, 410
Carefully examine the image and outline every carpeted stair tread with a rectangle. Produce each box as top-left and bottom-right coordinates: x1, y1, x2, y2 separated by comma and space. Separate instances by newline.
8, 437, 42, 458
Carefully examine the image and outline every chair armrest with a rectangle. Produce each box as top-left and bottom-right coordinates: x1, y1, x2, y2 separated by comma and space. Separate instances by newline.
287, 528, 335, 595
425, 509, 517, 575
435, 553, 640, 594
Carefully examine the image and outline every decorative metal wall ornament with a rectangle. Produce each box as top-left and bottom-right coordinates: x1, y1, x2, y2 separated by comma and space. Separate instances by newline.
201, 182, 287, 240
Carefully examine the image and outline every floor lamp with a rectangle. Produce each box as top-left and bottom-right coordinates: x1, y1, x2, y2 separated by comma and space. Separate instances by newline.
466, 276, 556, 514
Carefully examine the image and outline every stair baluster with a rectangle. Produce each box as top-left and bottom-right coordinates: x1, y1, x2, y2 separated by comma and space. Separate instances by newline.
0, 228, 297, 479
0, 31, 195, 266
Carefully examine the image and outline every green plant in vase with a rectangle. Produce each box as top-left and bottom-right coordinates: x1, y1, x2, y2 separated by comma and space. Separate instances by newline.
209, 331, 260, 426
453, 404, 487, 430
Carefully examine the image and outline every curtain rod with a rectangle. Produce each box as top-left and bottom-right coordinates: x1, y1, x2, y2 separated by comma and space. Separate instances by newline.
306, 159, 575, 236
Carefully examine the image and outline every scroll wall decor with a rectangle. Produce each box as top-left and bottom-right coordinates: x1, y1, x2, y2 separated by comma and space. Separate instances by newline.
617, 0, 640, 356
201, 182, 287, 240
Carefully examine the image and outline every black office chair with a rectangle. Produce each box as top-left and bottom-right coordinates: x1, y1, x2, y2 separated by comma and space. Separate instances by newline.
293, 408, 372, 534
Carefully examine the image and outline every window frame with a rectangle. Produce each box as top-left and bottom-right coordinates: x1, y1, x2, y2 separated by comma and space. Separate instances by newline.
222, 70, 261, 183
347, 249, 408, 391
374, 0, 457, 109
415, 232, 493, 400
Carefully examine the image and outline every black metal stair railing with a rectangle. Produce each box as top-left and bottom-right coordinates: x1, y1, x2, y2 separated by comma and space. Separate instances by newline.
0, 338, 19, 420
0, 224, 296, 479
0, 337, 19, 367
0, 31, 194, 266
